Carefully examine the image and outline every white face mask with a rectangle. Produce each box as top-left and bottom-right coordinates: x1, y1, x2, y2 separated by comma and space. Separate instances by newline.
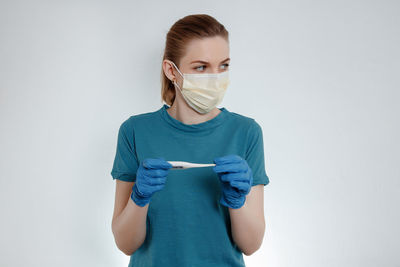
170, 61, 230, 114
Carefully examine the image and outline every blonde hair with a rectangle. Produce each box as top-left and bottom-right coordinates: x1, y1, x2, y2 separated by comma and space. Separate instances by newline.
160, 14, 229, 106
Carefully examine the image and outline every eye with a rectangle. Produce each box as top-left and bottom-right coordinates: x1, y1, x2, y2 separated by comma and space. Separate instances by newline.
194, 63, 229, 71
220, 63, 230, 70
195, 65, 206, 71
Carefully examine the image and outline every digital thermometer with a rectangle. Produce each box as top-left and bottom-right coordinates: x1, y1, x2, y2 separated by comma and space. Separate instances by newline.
167, 161, 216, 169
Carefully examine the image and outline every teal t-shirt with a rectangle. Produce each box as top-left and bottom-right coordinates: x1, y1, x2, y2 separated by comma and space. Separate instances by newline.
111, 104, 270, 267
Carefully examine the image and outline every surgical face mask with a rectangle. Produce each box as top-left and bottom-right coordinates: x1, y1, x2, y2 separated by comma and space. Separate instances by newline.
170, 61, 230, 114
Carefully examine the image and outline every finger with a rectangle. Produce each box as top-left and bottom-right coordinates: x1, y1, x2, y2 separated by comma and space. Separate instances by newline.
219, 172, 249, 183
213, 154, 243, 165
140, 183, 164, 194
143, 158, 172, 169
230, 181, 250, 193
145, 168, 169, 178
141, 172, 166, 185
146, 176, 166, 186
213, 161, 247, 174
231, 182, 250, 194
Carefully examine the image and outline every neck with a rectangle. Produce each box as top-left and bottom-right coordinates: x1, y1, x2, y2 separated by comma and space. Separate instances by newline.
167, 97, 221, 125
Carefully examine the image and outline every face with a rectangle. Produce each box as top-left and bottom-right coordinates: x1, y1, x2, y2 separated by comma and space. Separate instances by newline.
164, 35, 230, 87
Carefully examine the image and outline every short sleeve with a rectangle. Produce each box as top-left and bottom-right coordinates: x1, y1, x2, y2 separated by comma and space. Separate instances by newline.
245, 120, 270, 186
110, 118, 139, 182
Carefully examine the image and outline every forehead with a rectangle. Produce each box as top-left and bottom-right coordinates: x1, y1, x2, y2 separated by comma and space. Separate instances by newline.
181, 36, 229, 63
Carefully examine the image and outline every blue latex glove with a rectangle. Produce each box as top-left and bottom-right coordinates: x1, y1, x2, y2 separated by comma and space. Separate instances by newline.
212, 154, 253, 209
131, 157, 173, 207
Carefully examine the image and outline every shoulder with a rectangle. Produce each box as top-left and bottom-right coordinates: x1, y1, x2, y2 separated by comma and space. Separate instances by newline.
119, 108, 160, 131
226, 109, 260, 131
225, 109, 264, 146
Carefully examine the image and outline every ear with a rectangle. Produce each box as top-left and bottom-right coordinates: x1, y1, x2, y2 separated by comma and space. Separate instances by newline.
162, 59, 178, 83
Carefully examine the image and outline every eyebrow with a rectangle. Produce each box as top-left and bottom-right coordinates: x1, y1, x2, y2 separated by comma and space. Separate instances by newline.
190, 58, 230, 64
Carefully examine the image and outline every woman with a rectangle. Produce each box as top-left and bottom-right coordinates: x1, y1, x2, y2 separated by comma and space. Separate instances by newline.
111, 14, 270, 267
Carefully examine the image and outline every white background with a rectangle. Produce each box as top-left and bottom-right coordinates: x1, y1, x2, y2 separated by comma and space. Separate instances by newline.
1, 0, 399, 266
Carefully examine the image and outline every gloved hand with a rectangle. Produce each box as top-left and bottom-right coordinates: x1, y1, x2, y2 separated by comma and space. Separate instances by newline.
212, 154, 253, 209
131, 157, 173, 207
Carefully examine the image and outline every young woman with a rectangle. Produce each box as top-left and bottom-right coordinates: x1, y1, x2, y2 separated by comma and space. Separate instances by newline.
111, 14, 270, 267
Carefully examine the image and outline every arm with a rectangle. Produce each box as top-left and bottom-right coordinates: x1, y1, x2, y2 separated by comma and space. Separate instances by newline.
229, 184, 266, 256
111, 180, 148, 256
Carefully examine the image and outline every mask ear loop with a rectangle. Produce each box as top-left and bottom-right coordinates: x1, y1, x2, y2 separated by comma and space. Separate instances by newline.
170, 61, 184, 92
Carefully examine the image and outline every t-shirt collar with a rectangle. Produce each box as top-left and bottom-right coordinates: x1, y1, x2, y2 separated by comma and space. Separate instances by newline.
159, 104, 229, 133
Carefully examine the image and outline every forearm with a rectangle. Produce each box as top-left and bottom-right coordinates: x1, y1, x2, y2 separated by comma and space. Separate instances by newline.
112, 197, 148, 255
229, 200, 265, 256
